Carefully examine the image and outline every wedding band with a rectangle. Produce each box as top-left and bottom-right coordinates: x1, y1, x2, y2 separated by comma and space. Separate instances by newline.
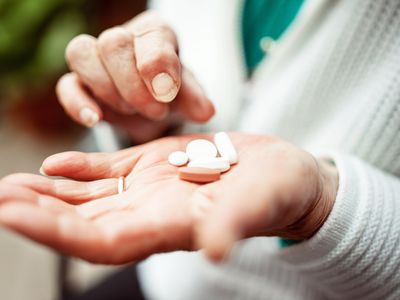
118, 176, 125, 194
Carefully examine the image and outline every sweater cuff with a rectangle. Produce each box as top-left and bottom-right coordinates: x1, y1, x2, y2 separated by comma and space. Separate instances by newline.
276, 152, 364, 265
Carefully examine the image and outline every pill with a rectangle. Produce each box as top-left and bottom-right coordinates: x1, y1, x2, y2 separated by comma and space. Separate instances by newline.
188, 157, 230, 172
214, 132, 238, 164
179, 167, 221, 183
168, 151, 189, 166
186, 139, 218, 160
186, 139, 218, 161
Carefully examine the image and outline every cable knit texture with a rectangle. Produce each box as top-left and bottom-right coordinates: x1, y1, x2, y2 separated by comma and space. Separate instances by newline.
137, 0, 400, 299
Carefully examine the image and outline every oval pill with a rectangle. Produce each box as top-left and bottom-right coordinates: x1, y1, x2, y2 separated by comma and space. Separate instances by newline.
179, 167, 221, 183
168, 151, 189, 166
186, 139, 218, 161
214, 132, 238, 164
188, 157, 230, 172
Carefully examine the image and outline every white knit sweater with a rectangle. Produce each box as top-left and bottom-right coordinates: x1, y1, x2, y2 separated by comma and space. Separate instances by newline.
135, 0, 400, 299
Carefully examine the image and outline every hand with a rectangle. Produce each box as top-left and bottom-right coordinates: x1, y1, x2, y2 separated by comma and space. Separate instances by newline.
57, 11, 214, 142
0, 134, 338, 264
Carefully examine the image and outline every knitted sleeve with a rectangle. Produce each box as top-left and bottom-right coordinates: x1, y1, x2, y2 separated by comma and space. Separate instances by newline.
276, 154, 400, 299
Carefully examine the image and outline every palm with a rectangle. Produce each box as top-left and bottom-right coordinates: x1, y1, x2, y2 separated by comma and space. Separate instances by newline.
1, 133, 321, 263
0, 133, 273, 264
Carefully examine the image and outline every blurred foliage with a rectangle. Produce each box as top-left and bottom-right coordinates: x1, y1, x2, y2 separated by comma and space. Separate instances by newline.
0, 0, 145, 137
0, 0, 146, 107
0, 0, 90, 94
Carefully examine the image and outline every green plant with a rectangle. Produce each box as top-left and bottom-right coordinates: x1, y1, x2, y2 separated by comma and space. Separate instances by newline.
0, 0, 88, 99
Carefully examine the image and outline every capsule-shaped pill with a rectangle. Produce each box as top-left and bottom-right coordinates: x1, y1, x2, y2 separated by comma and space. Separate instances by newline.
214, 132, 238, 164
188, 157, 230, 172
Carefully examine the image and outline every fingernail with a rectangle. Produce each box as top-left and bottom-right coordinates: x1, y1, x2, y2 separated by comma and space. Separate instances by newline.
145, 103, 169, 121
39, 167, 48, 176
151, 73, 178, 103
79, 108, 99, 127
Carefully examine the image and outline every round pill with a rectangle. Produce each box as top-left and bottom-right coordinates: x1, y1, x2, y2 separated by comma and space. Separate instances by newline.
188, 157, 230, 172
179, 167, 221, 183
168, 151, 189, 166
186, 139, 218, 161
214, 132, 238, 164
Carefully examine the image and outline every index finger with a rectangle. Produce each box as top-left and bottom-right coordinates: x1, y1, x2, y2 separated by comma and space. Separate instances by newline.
41, 147, 141, 181
124, 11, 181, 103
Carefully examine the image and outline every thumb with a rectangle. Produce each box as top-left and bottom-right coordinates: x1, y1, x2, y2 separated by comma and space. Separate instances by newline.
192, 173, 275, 262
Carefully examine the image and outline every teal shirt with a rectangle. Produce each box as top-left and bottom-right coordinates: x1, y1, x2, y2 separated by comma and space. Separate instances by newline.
241, 0, 304, 247
242, 0, 304, 75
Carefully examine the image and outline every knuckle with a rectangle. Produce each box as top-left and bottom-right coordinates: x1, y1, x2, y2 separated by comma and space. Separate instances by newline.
137, 50, 176, 76
55, 76, 66, 96
55, 73, 79, 106
133, 10, 164, 30
139, 10, 160, 20
65, 34, 96, 63
56, 73, 74, 91
55, 76, 70, 101
97, 27, 132, 55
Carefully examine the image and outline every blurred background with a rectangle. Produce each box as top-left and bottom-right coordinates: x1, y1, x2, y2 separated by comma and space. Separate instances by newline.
0, 1, 147, 299
0, 0, 244, 298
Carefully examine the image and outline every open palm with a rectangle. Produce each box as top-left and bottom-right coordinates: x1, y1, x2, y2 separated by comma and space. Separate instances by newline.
0, 133, 326, 264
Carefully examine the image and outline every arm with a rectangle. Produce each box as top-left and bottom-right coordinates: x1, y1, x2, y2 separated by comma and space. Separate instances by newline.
277, 154, 400, 299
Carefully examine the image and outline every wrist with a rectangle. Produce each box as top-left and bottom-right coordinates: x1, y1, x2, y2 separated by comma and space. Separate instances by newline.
303, 158, 338, 239
282, 157, 338, 240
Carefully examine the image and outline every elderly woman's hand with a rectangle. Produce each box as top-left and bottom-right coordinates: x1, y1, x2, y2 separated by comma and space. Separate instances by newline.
57, 11, 214, 142
0, 133, 338, 263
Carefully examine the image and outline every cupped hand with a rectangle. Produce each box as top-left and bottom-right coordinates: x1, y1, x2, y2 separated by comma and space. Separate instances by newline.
58, 11, 214, 142
0, 133, 338, 264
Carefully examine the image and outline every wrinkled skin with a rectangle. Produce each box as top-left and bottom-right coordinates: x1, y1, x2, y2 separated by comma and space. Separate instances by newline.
0, 133, 338, 264
58, 11, 215, 143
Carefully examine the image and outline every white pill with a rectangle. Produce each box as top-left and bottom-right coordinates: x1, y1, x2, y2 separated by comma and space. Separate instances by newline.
188, 157, 230, 172
214, 132, 238, 164
168, 151, 189, 166
186, 139, 218, 161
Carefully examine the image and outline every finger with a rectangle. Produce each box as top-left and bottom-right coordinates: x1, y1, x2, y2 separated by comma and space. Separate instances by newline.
56, 72, 102, 127
0, 201, 167, 264
0, 181, 41, 206
97, 27, 168, 120
0, 202, 111, 263
0, 182, 74, 214
93, 210, 188, 263
0, 183, 142, 263
65, 34, 132, 114
41, 148, 141, 181
192, 168, 276, 262
173, 67, 215, 123
126, 11, 181, 103
2, 174, 119, 204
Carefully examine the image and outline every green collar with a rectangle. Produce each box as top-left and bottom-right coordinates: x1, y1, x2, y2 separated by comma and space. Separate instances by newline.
241, 0, 304, 76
